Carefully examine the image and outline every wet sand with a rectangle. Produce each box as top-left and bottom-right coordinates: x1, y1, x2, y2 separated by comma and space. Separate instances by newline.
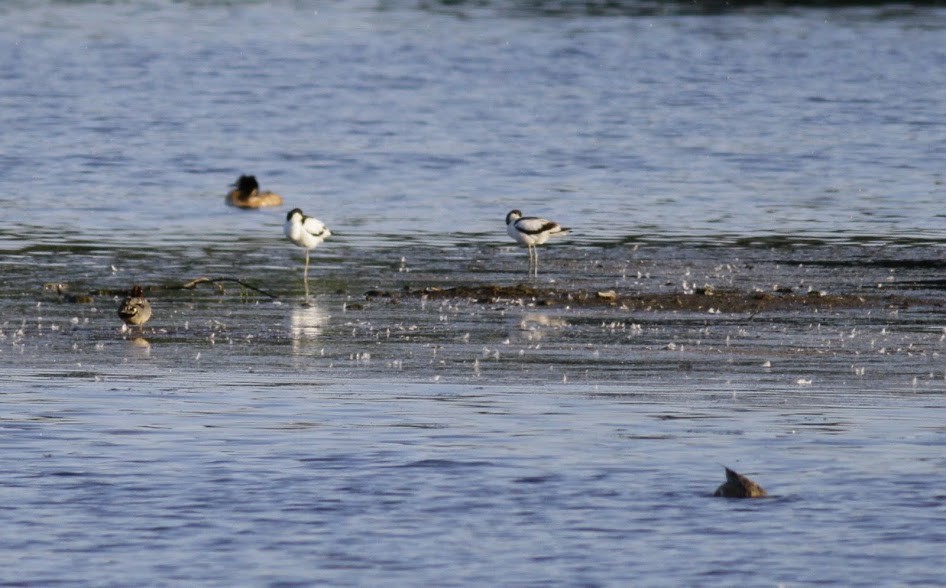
2, 242, 942, 400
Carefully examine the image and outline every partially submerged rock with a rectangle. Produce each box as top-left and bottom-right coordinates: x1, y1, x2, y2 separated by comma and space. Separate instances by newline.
714, 466, 767, 498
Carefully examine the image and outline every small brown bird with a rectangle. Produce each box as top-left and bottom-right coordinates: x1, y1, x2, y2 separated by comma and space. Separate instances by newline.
118, 285, 152, 330
226, 174, 283, 209
714, 467, 767, 498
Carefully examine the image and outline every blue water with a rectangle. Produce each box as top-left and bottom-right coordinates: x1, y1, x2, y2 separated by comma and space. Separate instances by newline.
3, 372, 945, 586
2, 1, 946, 585
2, 0, 945, 249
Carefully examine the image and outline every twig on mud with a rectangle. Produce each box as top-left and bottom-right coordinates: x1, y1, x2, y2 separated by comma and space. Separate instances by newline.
178, 277, 278, 299
46, 278, 278, 300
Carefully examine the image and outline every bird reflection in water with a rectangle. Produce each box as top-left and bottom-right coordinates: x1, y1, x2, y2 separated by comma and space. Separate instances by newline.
127, 336, 151, 358
290, 302, 330, 355
512, 313, 569, 343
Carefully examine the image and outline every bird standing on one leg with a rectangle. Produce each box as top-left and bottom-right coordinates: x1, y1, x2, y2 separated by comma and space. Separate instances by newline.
505, 209, 570, 277
117, 285, 152, 332
284, 208, 332, 304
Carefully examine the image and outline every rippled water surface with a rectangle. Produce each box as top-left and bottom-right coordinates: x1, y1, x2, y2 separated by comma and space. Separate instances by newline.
2, 0, 946, 585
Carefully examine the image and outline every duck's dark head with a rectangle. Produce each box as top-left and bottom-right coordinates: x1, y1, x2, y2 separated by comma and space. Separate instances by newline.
235, 175, 259, 193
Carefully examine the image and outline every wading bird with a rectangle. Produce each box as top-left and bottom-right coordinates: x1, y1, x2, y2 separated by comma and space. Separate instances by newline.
118, 285, 152, 331
226, 175, 283, 209
284, 208, 332, 303
505, 209, 570, 277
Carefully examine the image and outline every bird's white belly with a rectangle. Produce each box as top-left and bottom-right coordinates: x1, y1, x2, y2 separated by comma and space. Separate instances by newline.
508, 225, 541, 247
287, 225, 324, 249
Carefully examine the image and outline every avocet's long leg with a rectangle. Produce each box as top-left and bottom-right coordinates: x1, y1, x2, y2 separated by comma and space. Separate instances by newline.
303, 249, 311, 301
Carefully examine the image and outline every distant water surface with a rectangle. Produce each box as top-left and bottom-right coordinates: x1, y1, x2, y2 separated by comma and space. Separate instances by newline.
2, 1, 946, 586
1, 0, 944, 249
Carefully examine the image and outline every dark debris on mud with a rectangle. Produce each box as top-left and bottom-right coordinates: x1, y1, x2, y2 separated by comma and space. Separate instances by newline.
45, 277, 938, 316
374, 283, 935, 314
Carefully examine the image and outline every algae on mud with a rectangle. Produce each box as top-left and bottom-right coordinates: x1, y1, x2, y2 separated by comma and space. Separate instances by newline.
396, 283, 931, 314
6, 243, 946, 393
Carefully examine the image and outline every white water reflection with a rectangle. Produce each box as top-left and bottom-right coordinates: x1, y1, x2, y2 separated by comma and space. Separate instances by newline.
289, 302, 330, 355
512, 313, 569, 343
126, 336, 151, 359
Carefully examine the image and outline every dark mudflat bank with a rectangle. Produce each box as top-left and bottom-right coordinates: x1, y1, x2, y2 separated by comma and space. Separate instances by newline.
4, 242, 946, 393
392, 283, 932, 314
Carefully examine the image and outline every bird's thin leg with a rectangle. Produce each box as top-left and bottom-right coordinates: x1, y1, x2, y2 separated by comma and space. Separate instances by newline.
303, 249, 311, 302
533, 246, 539, 277
527, 246, 535, 277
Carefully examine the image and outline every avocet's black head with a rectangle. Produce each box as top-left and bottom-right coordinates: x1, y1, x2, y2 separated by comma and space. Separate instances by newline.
506, 209, 523, 225
235, 175, 259, 193
287, 208, 304, 222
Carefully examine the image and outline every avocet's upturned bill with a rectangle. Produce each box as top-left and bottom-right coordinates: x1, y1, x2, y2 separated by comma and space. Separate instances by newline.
284, 208, 332, 303
505, 209, 570, 277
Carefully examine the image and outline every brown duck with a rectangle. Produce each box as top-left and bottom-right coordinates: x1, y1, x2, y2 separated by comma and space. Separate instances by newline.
714, 467, 767, 498
118, 285, 152, 329
226, 175, 283, 209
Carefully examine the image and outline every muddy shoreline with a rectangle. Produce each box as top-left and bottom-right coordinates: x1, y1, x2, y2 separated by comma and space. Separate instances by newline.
4, 242, 945, 394
388, 283, 937, 314
44, 277, 941, 315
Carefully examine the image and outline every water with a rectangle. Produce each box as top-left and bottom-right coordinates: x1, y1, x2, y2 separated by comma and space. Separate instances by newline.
3, 0, 945, 249
4, 376, 944, 585
2, 1, 946, 585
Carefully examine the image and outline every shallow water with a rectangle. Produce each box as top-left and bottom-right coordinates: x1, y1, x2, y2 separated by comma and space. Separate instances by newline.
2, 1, 946, 585
4, 375, 945, 585
5, 241, 946, 585
2, 0, 945, 249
